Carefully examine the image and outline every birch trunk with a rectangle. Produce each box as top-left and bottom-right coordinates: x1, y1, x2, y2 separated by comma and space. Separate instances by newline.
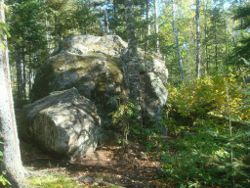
204, 0, 209, 74
0, 1, 25, 187
171, 0, 185, 80
153, 0, 160, 53
104, 0, 110, 34
212, 2, 218, 71
195, 0, 201, 78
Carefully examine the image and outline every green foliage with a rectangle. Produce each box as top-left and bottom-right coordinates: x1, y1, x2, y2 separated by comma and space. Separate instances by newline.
0, 20, 10, 50
0, 21, 10, 41
160, 119, 250, 187
0, 174, 10, 188
147, 75, 250, 187
231, 2, 250, 65
111, 101, 137, 146
167, 75, 250, 121
234, 3, 250, 30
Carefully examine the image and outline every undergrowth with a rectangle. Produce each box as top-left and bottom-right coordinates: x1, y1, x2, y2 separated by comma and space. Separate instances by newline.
160, 119, 250, 187
144, 75, 250, 187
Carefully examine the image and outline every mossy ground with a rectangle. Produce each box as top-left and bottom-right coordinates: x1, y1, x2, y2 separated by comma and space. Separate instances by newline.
27, 175, 80, 188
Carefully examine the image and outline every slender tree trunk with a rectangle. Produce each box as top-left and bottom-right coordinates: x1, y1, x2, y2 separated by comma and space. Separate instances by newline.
0, 1, 25, 187
42, 0, 51, 53
113, 0, 118, 34
28, 68, 32, 97
104, 9, 110, 33
145, 0, 151, 52
104, 1, 110, 34
21, 54, 26, 100
213, 7, 218, 71
146, 0, 151, 33
195, 0, 201, 78
15, 49, 26, 104
28, 56, 34, 97
153, 0, 160, 53
54, 15, 61, 49
15, 50, 24, 103
215, 27, 218, 70
171, 0, 184, 80
45, 17, 50, 51
45, 12, 51, 52
204, 0, 209, 75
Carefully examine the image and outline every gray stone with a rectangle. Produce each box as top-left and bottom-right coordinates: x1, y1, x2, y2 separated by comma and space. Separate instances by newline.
31, 35, 168, 126
25, 88, 101, 158
143, 72, 168, 120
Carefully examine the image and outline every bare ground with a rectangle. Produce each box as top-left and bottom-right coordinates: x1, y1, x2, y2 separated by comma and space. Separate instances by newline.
21, 140, 170, 188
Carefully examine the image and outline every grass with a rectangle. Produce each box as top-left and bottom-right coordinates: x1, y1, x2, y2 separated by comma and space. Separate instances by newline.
26, 174, 80, 188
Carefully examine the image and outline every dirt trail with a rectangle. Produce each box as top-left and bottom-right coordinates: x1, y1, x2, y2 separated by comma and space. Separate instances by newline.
21, 141, 168, 188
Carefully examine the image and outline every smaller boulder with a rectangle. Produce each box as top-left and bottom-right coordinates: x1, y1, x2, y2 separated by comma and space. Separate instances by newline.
143, 72, 168, 120
25, 88, 101, 158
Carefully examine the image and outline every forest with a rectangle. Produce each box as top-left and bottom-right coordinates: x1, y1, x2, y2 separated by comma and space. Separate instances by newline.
0, 0, 249, 187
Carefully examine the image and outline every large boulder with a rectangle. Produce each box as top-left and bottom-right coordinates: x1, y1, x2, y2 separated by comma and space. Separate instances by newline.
25, 88, 101, 158
31, 35, 168, 124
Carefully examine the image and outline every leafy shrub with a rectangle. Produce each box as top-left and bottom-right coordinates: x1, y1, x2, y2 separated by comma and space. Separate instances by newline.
111, 101, 137, 145
158, 75, 250, 187
167, 75, 250, 121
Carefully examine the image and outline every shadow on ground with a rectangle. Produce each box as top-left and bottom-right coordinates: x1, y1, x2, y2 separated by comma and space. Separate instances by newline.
21, 140, 169, 188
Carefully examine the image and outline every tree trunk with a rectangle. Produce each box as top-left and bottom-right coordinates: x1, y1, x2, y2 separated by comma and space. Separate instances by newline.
213, 5, 218, 71
195, 0, 201, 78
0, 1, 25, 187
28, 56, 34, 97
153, 0, 160, 53
215, 28, 218, 70
21, 54, 26, 100
145, 0, 151, 52
204, 0, 209, 75
15, 50, 24, 103
171, 0, 185, 80
104, 0, 110, 34
54, 15, 62, 49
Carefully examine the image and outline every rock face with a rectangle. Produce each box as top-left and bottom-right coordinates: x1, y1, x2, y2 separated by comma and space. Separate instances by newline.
25, 88, 101, 158
31, 35, 168, 124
